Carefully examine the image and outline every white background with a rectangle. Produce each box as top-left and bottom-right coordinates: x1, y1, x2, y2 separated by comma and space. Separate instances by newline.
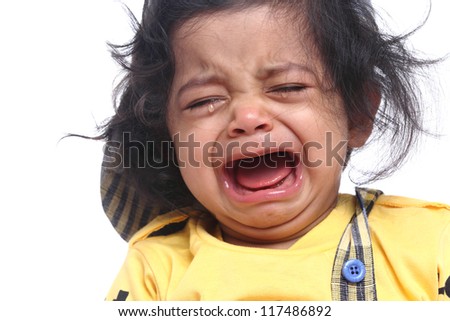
0, 0, 449, 318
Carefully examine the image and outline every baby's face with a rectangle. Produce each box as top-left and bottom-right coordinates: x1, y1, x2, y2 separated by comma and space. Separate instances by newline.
167, 6, 355, 248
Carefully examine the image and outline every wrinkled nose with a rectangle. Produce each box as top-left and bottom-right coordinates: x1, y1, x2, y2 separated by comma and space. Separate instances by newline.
227, 105, 274, 137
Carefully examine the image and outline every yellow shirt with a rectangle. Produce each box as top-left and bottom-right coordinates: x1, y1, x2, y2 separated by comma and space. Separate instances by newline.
106, 194, 450, 301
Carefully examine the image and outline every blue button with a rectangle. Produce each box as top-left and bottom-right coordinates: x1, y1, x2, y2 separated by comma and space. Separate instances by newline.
342, 259, 366, 283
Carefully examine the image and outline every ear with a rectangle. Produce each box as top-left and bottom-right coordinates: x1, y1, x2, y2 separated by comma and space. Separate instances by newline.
348, 85, 381, 148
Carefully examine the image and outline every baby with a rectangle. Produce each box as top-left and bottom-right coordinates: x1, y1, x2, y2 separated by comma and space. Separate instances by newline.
100, 0, 450, 300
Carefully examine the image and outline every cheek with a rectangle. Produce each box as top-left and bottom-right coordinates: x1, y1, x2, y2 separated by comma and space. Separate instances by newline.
172, 135, 217, 183
172, 136, 201, 171
169, 118, 226, 169
166, 109, 180, 138
175, 150, 219, 206
174, 149, 202, 196
301, 131, 349, 170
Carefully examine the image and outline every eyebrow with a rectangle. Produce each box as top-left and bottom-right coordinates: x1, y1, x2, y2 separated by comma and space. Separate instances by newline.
258, 62, 316, 79
176, 75, 223, 99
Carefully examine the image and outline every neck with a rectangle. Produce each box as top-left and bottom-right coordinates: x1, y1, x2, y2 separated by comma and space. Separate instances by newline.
218, 201, 337, 250
222, 232, 300, 249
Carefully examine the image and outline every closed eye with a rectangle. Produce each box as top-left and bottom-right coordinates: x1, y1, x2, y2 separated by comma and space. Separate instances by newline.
185, 97, 228, 112
186, 97, 222, 110
268, 84, 306, 95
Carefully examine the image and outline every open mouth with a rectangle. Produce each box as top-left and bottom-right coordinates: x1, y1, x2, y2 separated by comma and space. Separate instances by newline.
222, 151, 302, 202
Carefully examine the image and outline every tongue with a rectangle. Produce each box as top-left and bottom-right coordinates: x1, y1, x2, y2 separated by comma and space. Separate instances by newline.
235, 153, 293, 190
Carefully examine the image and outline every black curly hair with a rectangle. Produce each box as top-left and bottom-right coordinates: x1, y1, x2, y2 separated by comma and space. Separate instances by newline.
100, 0, 437, 212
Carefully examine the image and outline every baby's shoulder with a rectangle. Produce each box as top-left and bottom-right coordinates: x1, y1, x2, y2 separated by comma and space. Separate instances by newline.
375, 194, 449, 211
371, 193, 450, 226
128, 209, 194, 251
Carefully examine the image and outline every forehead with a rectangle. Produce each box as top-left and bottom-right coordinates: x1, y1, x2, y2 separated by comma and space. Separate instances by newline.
170, 6, 321, 79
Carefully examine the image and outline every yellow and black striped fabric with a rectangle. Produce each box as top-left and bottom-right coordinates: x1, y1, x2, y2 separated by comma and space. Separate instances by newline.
101, 165, 194, 241
331, 187, 382, 301
101, 166, 161, 241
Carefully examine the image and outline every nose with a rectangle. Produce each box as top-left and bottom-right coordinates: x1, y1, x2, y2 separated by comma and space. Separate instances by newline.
227, 103, 274, 137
